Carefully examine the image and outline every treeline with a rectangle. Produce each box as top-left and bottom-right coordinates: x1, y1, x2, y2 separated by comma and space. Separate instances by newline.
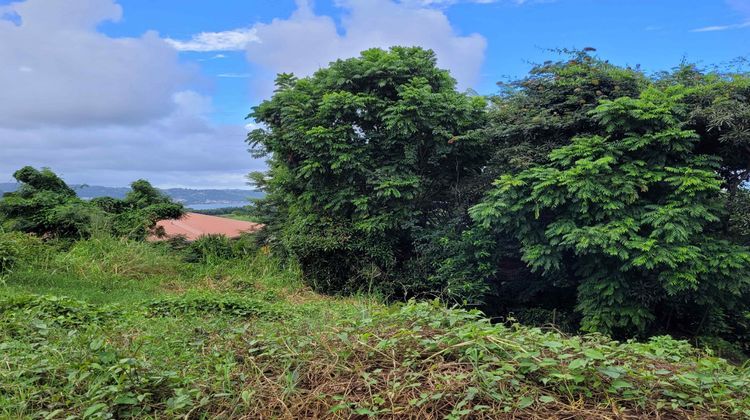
0, 167, 183, 240
248, 47, 750, 357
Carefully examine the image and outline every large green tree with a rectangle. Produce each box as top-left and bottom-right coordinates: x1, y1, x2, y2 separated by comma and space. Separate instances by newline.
470, 86, 750, 339
248, 47, 486, 295
432, 51, 650, 314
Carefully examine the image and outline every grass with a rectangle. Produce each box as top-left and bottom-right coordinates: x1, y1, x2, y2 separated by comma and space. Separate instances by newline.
1, 234, 749, 418
217, 213, 257, 222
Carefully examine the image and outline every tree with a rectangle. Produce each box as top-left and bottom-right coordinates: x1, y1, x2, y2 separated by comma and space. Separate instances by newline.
0, 166, 98, 238
0, 167, 182, 241
470, 86, 750, 338
248, 47, 486, 295
91, 179, 183, 240
434, 51, 649, 316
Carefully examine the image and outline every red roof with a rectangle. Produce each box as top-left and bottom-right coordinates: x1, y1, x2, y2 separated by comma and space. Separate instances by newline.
150, 212, 262, 241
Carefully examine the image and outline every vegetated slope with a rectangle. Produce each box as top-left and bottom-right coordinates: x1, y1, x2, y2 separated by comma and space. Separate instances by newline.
1, 235, 748, 418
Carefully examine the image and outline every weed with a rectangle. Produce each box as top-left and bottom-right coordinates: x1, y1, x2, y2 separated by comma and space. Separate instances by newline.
145, 293, 283, 320
1, 237, 748, 418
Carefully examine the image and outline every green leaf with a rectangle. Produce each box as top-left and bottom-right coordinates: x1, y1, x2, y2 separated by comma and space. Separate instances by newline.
583, 349, 605, 360
518, 396, 534, 409
568, 358, 588, 370
83, 403, 107, 418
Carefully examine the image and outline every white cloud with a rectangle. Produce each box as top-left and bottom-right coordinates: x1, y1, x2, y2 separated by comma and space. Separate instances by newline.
0, 91, 260, 188
166, 0, 489, 89
0, 0, 190, 128
692, 21, 750, 32
244, 121, 266, 132
243, 0, 487, 89
692, 0, 750, 32
166, 28, 259, 52
403, 0, 517, 5
217, 73, 253, 78
0, 0, 261, 188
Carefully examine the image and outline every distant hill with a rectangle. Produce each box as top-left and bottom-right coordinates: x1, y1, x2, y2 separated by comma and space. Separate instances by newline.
0, 183, 263, 207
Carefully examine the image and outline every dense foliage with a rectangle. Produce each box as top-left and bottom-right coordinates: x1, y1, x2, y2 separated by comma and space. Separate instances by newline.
249, 47, 487, 295
470, 87, 750, 340
250, 47, 750, 355
0, 167, 99, 238
91, 179, 183, 240
0, 167, 183, 240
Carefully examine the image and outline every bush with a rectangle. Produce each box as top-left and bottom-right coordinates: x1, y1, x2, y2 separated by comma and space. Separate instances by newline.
0, 232, 21, 274
145, 293, 282, 319
0, 294, 113, 327
0, 167, 184, 241
185, 234, 236, 264
0, 231, 46, 275
0, 167, 99, 239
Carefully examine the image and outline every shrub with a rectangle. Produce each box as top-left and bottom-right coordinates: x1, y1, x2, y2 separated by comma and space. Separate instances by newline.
185, 234, 236, 264
95, 179, 184, 240
0, 231, 46, 275
220, 301, 750, 418
0, 294, 113, 327
0, 232, 21, 274
0, 167, 100, 239
0, 167, 184, 241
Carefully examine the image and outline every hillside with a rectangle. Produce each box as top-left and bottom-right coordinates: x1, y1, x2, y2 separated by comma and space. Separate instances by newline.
0, 182, 263, 207
1, 234, 748, 418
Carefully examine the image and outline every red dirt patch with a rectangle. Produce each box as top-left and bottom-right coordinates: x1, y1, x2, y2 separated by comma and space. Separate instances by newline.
150, 212, 262, 241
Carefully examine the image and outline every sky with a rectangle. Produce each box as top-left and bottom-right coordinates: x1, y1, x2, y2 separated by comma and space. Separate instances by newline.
0, 0, 748, 189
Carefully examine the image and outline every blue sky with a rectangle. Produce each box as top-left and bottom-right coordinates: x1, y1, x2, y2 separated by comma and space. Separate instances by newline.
1, 0, 748, 188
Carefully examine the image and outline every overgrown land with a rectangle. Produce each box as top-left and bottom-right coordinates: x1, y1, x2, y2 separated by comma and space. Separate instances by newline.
2, 235, 749, 418
2, 47, 750, 418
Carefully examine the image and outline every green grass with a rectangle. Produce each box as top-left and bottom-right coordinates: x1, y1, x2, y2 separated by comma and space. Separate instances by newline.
216, 213, 257, 222
1, 234, 749, 418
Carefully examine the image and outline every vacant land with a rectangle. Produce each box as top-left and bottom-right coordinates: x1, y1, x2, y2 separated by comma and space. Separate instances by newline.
0, 235, 748, 419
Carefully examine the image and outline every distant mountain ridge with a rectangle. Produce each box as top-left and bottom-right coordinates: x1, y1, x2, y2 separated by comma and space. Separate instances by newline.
0, 183, 263, 206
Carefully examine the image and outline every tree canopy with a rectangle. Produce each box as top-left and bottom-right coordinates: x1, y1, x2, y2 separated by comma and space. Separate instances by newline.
248, 47, 486, 295
248, 47, 750, 356
470, 86, 750, 338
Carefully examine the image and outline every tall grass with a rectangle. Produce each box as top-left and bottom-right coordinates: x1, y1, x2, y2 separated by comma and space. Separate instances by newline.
58, 236, 183, 281
1, 232, 749, 418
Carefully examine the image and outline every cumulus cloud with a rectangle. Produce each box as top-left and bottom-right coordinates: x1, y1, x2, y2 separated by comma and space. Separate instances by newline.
168, 0, 487, 89
0, 92, 259, 188
0, 0, 190, 128
248, 0, 486, 89
166, 28, 259, 52
0, 0, 260, 188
